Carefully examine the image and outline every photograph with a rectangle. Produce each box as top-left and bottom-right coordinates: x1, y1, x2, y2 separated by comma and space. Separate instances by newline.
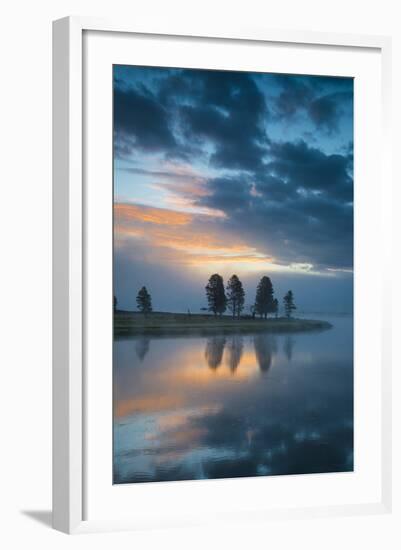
112, 64, 354, 484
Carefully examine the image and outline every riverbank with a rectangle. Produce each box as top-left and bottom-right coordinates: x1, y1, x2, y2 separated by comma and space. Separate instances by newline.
114, 310, 332, 337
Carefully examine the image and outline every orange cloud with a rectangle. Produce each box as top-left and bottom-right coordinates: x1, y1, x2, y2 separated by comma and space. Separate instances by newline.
114, 202, 274, 270
185, 254, 272, 265
115, 202, 192, 226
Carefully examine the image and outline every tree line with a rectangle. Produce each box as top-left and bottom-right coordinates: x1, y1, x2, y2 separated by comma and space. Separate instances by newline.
115, 275, 297, 319
206, 273, 296, 319
113, 288, 153, 315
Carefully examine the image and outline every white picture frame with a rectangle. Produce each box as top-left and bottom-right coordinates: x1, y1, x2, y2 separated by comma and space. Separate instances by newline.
52, 16, 392, 534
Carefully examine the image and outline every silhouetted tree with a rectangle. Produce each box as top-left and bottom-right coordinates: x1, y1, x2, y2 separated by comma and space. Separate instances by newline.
254, 276, 274, 319
136, 286, 152, 315
226, 275, 245, 319
283, 290, 296, 319
114, 295, 117, 312
205, 274, 226, 316
272, 298, 279, 318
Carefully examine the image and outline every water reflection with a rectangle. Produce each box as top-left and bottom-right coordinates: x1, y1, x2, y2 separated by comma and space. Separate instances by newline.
253, 334, 277, 373
135, 336, 150, 361
283, 336, 295, 362
226, 335, 244, 372
114, 315, 354, 484
204, 336, 226, 369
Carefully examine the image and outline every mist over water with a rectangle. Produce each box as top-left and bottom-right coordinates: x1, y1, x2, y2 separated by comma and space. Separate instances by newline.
113, 314, 353, 483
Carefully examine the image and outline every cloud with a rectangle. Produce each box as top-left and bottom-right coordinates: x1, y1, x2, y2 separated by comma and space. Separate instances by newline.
114, 202, 273, 269
272, 74, 353, 133
308, 91, 353, 132
115, 202, 192, 226
114, 68, 270, 169
196, 140, 353, 270
200, 176, 252, 211
114, 85, 178, 156
267, 139, 353, 202
273, 75, 313, 117
175, 70, 269, 171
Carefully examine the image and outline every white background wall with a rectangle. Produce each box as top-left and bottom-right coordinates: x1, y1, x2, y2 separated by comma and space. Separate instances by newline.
0, 0, 399, 547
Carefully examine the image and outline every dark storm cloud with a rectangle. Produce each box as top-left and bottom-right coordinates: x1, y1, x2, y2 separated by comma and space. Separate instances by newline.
308, 91, 353, 132
273, 74, 353, 133
238, 198, 352, 270
114, 86, 178, 155
176, 70, 269, 171
255, 174, 298, 202
197, 139, 353, 270
273, 75, 313, 117
153, 69, 269, 169
267, 140, 353, 202
201, 176, 252, 211
114, 68, 269, 167
180, 103, 267, 170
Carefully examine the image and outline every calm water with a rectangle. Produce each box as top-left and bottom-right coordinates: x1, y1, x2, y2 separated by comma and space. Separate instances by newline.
113, 315, 353, 483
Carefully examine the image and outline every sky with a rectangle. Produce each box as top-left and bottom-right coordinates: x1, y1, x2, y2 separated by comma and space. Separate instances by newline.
113, 65, 353, 314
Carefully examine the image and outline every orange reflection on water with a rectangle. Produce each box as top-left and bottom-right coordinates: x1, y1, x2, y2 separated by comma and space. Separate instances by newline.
114, 335, 279, 423
114, 393, 186, 418
155, 347, 263, 388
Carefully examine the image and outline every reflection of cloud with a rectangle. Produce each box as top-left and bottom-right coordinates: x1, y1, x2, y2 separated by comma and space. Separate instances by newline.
117, 405, 354, 483
253, 334, 277, 373
191, 410, 246, 449
114, 394, 185, 418
189, 409, 353, 480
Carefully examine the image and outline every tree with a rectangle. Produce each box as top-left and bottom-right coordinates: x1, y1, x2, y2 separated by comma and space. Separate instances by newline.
283, 290, 296, 319
114, 295, 118, 312
136, 286, 152, 315
272, 298, 279, 318
254, 276, 274, 319
205, 274, 226, 316
226, 274, 245, 319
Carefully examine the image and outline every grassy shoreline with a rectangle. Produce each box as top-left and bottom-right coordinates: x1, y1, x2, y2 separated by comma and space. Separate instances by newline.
114, 310, 332, 337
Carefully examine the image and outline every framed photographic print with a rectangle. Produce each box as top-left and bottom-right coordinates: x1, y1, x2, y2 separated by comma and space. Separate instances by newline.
52, 17, 392, 533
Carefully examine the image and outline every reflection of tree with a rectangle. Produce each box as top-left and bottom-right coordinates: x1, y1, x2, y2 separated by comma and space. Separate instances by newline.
283, 336, 295, 362
226, 335, 244, 372
205, 336, 226, 369
135, 336, 150, 361
253, 334, 277, 373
